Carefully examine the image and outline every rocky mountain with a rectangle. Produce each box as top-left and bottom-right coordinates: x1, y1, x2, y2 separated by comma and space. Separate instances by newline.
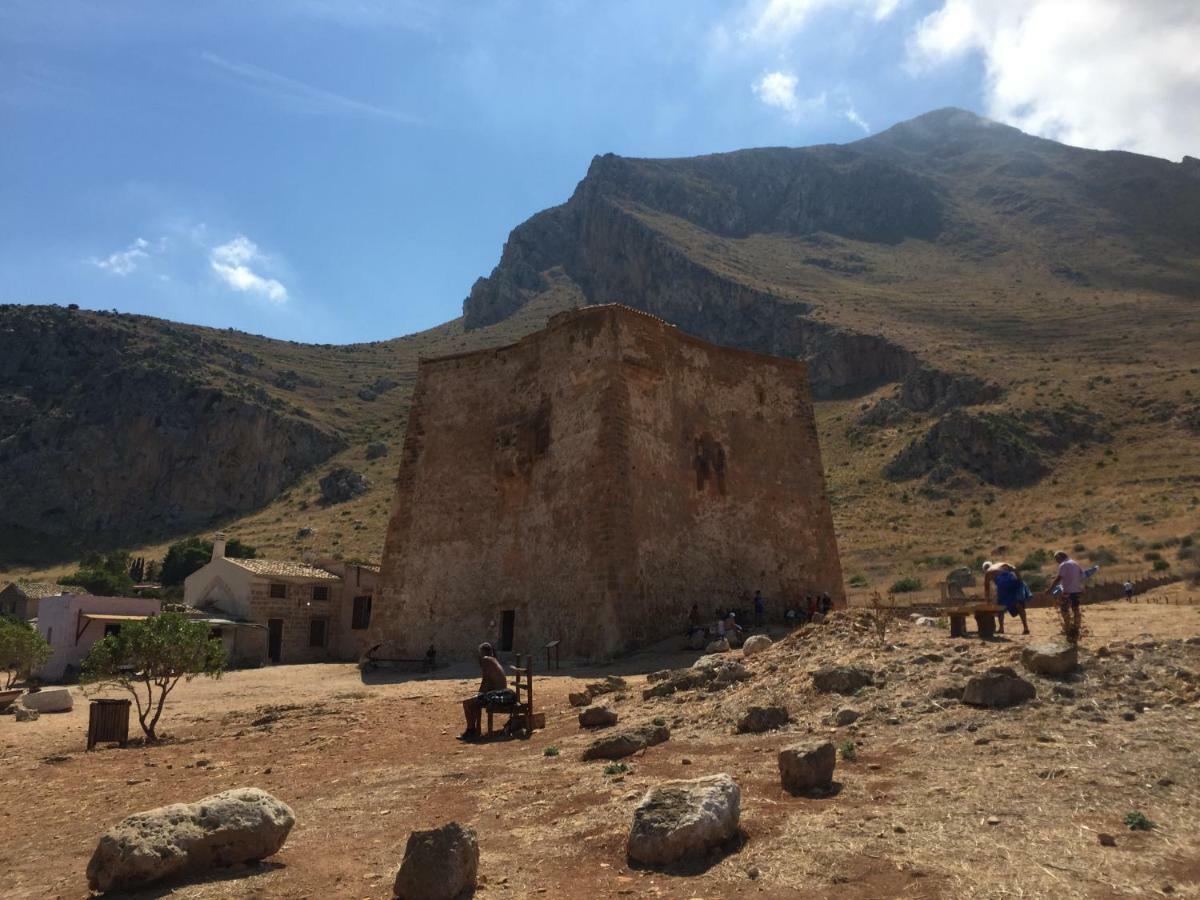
3, 108, 1197, 577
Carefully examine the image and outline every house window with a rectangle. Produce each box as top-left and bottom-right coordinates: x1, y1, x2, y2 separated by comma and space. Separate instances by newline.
269, 583, 287, 599
309, 618, 328, 647
312, 585, 330, 602
351, 595, 372, 630
209, 627, 224, 640
104, 622, 122, 638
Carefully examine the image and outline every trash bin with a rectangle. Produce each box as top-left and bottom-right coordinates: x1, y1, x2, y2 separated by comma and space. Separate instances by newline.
87, 698, 131, 750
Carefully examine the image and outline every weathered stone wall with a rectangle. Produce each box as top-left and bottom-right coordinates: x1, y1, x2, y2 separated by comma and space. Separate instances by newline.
373, 305, 843, 661
248, 581, 346, 665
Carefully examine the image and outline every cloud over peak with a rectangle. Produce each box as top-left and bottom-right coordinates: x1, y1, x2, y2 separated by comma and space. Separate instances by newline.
210, 235, 288, 304
88, 237, 161, 276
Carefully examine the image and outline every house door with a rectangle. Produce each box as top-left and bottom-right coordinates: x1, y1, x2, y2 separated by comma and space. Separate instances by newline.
499, 610, 515, 652
268, 619, 283, 663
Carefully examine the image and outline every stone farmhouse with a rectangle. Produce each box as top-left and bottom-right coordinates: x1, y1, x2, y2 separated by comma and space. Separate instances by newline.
372, 304, 845, 663
183, 536, 379, 665
0, 581, 83, 621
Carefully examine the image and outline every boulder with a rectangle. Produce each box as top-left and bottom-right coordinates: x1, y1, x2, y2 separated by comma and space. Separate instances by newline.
741, 634, 772, 657
810, 612, 827, 625
318, 466, 369, 504
929, 679, 966, 701
687, 629, 707, 650
962, 666, 1036, 708
85, 788, 295, 893
579, 705, 619, 729
778, 741, 837, 793
1021, 642, 1079, 677
568, 691, 592, 708
626, 775, 740, 866
15, 706, 39, 722
736, 705, 789, 734
834, 708, 861, 726
392, 822, 478, 900
21, 687, 73, 713
583, 724, 670, 761
365, 441, 389, 460
812, 665, 873, 695
705, 639, 730, 654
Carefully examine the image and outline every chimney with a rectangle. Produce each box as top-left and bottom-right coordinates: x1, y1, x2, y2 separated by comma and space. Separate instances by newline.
212, 532, 227, 562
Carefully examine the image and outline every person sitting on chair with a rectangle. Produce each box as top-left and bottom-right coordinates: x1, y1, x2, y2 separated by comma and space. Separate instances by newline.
459, 642, 507, 741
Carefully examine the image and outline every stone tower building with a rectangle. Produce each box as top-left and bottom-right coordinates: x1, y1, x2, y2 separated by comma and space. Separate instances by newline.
372, 304, 843, 661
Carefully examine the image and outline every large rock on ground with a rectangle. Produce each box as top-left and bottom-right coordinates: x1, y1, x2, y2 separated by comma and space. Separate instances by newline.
1021, 642, 1079, 677
741, 634, 772, 657
705, 639, 730, 654
778, 741, 837, 793
579, 705, 619, 729
86, 788, 295, 893
318, 466, 369, 504
21, 687, 73, 713
627, 775, 741, 866
392, 822, 478, 900
736, 705, 789, 734
812, 665, 873, 695
15, 706, 39, 722
583, 724, 670, 761
962, 666, 1037, 708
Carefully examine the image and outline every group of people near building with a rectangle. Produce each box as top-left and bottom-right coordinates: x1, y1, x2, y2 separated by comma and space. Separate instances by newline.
982, 550, 1094, 636
685, 588, 834, 647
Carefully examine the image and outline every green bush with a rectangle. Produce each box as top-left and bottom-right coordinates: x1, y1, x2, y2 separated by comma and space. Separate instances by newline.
160, 536, 257, 586
839, 740, 857, 761
81, 612, 224, 741
1152, 559, 1170, 572
652, 716, 666, 727
543, 746, 560, 757
848, 574, 869, 588
1088, 547, 1119, 565
889, 577, 922, 594
1124, 811, 1154, 831
1144, 551, 1162, 561
1018, 548, 1051, 571
59, 549, 136, 596
0, 618, 51, 688
604, 762, 630, 776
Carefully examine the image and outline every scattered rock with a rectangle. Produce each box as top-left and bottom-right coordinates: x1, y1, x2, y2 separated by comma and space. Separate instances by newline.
85, 788, 295, 893
1098, 833, 1117, 847
778, 741, 836, 793
736, 705, 789, 734
626, 775, 740, 866
365, 442, 389, 460
579, 706, 619, 729
962, 667, 1036, 708
741, 634, 772, 657
583, 724, 670, 761
15, 706, 39, 722
568, 691, 592, 708
392, 822, 478, 900
930, 679, 966, 701
705, 639, 731, 654
1021, 642, 1079, 677
21, 687, 73, 713
318, 466, 369, 504
812, 665, 873, 695
834, 708, 861, 726
986, 816, 1000, 826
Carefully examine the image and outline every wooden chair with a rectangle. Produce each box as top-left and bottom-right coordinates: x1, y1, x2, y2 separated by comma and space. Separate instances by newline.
485, 653, 535, 737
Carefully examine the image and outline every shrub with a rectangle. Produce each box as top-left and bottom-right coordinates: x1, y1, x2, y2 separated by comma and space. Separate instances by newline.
848, 574, 869, 588
839, 740, 857, 761
1088, 547, 1119, 565
543, 746, 560, 757
160, 536, 257, 586
1025, 573, 1050, 592
1018, 549, 1051, 571
0, 618, 51, 688
1144, 551, 1162, 562
59, 549, 136, 596
604, 762, 630, 776
1124, 811, 1154, 831
1152, 559, 1170, 572
652, 716, 666, 727
889, 577, 922, 594
81, 612, 224, 741
967, 511, 984, 528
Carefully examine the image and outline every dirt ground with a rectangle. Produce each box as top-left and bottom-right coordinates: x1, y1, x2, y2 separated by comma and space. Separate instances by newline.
2, 583, 1199, 899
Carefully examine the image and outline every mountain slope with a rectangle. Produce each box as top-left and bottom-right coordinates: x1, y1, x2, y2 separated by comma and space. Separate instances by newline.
4, 108, 1198, 585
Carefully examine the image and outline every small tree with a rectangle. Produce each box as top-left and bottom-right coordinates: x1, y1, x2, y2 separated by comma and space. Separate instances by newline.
160, 536, 257, 586
60, 548, 136, 596
81, 613, 224, 741
0, 617, 52, 688
867, 591, 896, 645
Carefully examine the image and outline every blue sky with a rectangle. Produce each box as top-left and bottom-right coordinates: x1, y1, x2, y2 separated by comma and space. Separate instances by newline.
2, 1, 1194, 343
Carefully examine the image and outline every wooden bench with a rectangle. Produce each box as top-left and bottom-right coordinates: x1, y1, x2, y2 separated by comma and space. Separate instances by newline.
943, 604, 1005, 638
364, 645, 436, 672
485, 653, 540, 738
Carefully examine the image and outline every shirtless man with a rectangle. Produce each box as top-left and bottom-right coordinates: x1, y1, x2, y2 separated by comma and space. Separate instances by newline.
982, 560, 1030, 635
459, 642, 507, 741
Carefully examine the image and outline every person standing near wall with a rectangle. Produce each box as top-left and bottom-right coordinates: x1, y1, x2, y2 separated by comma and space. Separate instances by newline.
1049, 551, 1085, 637
753, 590, 765, 629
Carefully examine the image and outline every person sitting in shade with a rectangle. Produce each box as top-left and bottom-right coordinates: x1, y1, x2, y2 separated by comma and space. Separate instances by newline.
717, 611, 744, 647
982, 561, 1030, 635
459, 642, 508, 742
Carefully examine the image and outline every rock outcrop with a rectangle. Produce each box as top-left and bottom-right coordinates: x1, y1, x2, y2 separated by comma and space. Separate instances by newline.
962, 666, 1037, 708
812, 665, 874, 695
582, 723, 670, 761
578, 705, 619, 729
1021, 642, 1079, 677
85, 788, 295, 893
736, 705, 789, 734
778, 741, 837, 793
392, 822, 478, 900
318, 467, 370, 504
741, 634, 772, 657
627, 774, 741, 866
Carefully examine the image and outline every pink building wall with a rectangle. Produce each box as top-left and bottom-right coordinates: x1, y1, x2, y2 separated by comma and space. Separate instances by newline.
36, 594, 161, 681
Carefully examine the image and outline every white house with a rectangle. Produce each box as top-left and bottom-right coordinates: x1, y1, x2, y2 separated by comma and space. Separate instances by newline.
36, 594, 161, 681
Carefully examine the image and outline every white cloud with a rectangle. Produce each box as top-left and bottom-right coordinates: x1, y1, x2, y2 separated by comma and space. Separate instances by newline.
842, 101, 871, 133
910, 0, 1200, 161
744, 0, 903, 43
201, 52, 420, 124
753, 70, 802, 111
210, 235, 288, 304
88, 236, 167, 276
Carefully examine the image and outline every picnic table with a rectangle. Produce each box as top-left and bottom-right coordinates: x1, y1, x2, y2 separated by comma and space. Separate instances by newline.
942, 603, 1005, 638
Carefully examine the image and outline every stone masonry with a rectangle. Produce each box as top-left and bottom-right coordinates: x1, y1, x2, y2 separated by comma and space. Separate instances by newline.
372, 304, 844, 661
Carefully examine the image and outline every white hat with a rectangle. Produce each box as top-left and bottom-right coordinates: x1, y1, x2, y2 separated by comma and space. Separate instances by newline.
981, 561, 994, 572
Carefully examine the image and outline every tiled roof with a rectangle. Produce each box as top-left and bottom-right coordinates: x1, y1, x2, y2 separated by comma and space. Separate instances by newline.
2, 581, 83, 599
224, 558, 340, 581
